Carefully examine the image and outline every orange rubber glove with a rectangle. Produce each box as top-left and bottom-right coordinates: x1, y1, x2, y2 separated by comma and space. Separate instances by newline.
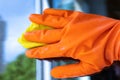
24, 8, 120, 78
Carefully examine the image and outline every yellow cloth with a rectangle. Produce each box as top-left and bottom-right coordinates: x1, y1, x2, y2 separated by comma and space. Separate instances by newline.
18, 23, 52, 48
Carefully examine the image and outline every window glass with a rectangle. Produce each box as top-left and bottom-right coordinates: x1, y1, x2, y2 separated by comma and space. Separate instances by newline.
0, 0, 36, 80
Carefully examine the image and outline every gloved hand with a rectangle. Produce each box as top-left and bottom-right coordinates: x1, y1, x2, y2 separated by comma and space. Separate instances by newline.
24, 8, 120, 78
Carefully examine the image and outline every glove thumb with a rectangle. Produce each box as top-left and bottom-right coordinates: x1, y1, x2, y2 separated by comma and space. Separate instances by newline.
51, 62, 100, 78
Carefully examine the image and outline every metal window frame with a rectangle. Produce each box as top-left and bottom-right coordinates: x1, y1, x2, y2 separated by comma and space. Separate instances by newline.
35, 0, 55, 80
35, 0, 90, 80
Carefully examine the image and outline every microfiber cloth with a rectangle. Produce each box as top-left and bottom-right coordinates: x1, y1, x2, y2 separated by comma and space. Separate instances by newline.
18, 23, 52, 48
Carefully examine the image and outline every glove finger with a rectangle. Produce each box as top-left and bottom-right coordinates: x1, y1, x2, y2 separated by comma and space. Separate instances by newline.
43, 8, 74, 17
51, 62, 100, 78
29, 14, 70, 28
24, 29, 62, 43
26, 43, 65, 59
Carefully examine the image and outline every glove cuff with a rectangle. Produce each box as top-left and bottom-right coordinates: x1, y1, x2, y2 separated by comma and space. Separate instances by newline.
116, 22, 120, 60
105, 21, 120, 61
111, 21, 120, 61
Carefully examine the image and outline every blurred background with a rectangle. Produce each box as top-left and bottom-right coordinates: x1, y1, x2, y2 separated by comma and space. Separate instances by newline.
0, 0, 120, 80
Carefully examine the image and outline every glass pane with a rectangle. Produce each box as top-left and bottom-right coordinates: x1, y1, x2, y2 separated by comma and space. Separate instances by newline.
0, 0, 36, 80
